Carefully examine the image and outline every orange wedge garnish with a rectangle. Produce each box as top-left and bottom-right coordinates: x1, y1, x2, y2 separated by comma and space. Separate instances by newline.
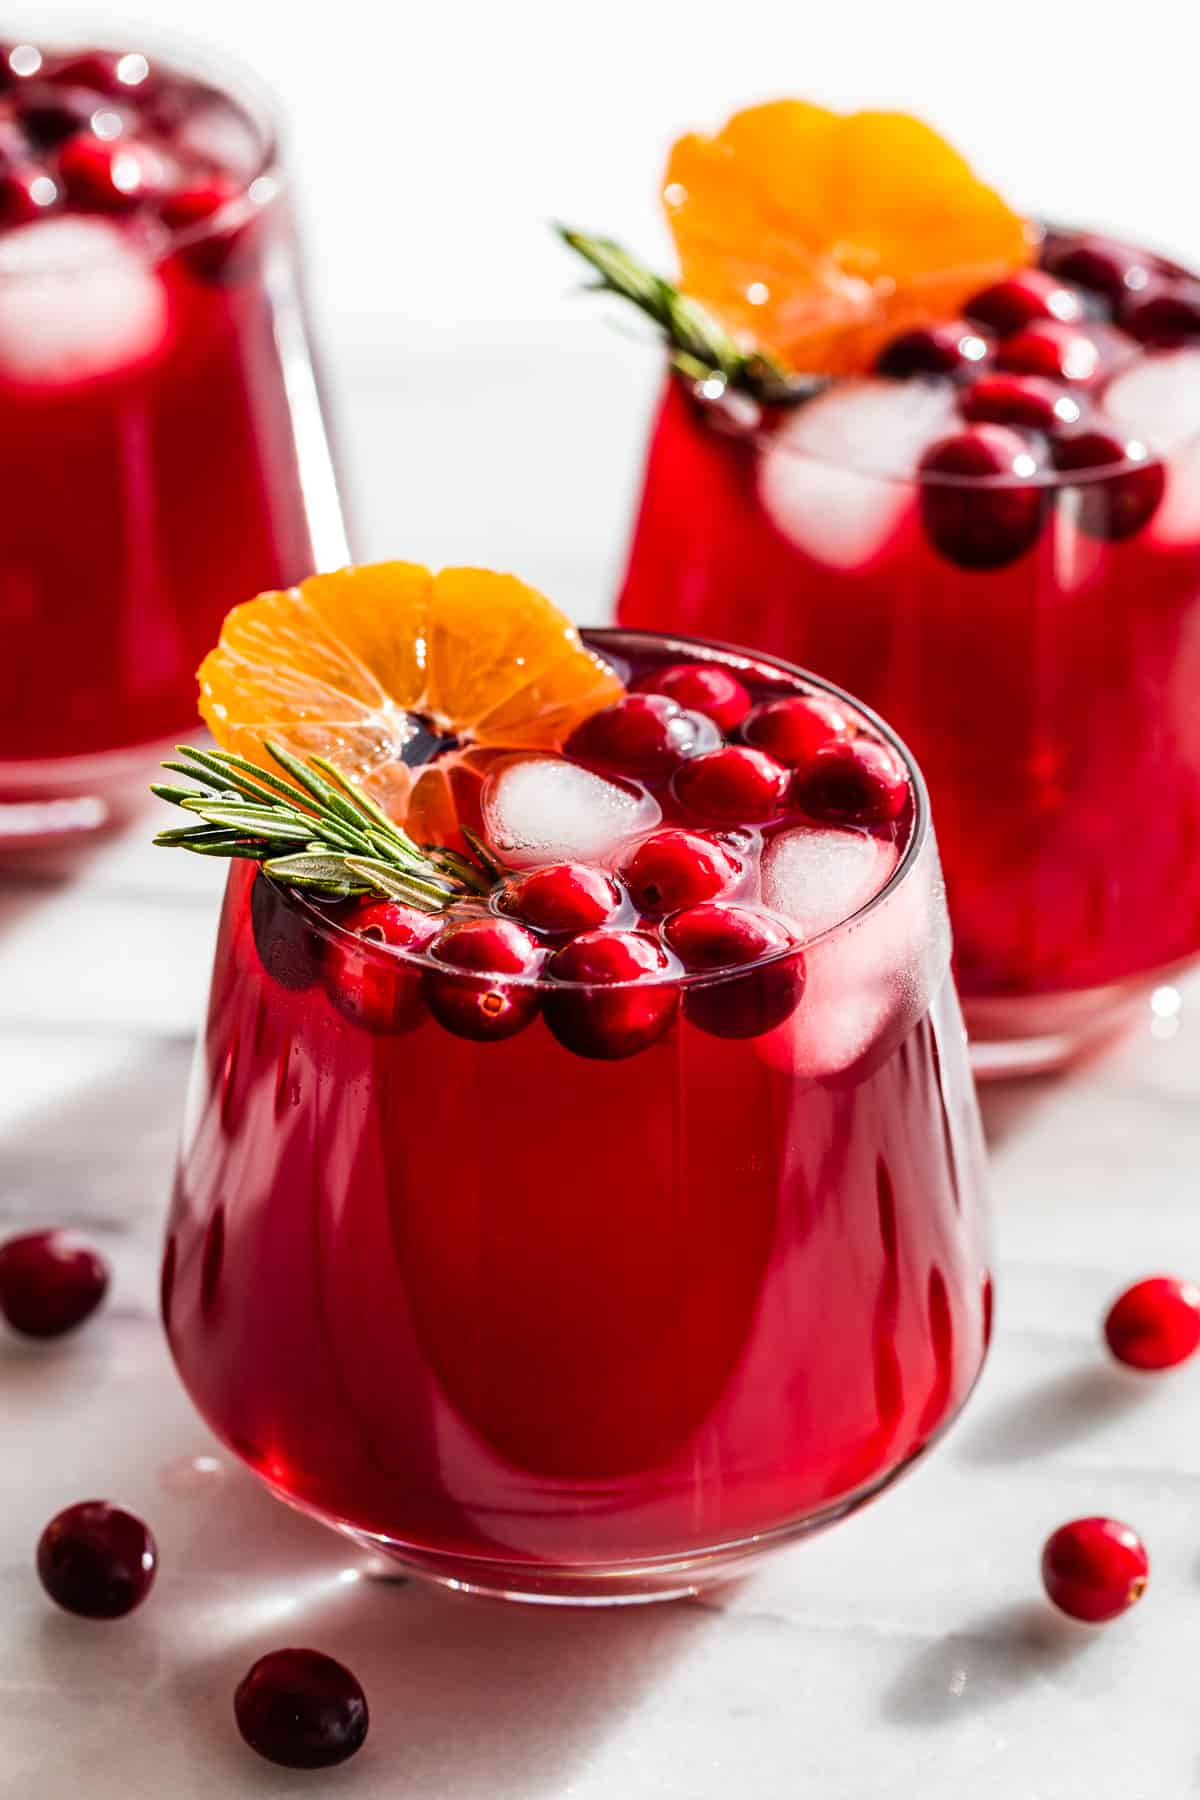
198, 561, 624, 846
664, 101, 1032, 375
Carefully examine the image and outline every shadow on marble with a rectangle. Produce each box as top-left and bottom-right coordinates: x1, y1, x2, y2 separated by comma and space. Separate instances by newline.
957, 1363, 1147, 1466
880, 1599, 1092, 1727
975, 1073, 1060, 1148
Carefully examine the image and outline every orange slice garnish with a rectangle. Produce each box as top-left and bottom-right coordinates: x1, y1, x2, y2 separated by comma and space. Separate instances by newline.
198, 561, 624, 845
664, 101, 1032, 375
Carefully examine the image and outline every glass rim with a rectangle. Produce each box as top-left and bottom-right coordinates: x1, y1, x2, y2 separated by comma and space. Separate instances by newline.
678, 363, 1188, 491
276, 624, 934, 993
0, 26, 284, 273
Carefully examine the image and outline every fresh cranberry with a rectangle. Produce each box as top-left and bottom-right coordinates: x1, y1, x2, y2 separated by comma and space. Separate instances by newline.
59, 133, 164, 210
544, 929, 678, 1059
1104, 1276, 1200, 1371
500, 862, 621, 935
235, 1648, 368, 1770
1120, 280, 1200, 347
565, 693, 712, 780
37, 1501, 157, 1618
875, 321, 990, 378
619, 829, 741, 915
323, 900, 437, 1033
741, 694, 851, 766
996, 321, 1101, 384
673, 746, 788, 824
0, 164, 58, 224
1051, 430, 1164, 540
666, 903, 805, 1038
918, 426, 1046, 570
424, 916, 541, 1041
160, 173, 241, 231
636, 660, 751, 731
966, 270, 1083, 337
17, 83, 107, 149
792, 737, 908, 825
249, 873, 322, 991
1041, 1517, 1148, 1623
958, 374, 1081, 434
0, 1230, 109, 1338
1042, 234, 1150, 306
51, 52, 154, 98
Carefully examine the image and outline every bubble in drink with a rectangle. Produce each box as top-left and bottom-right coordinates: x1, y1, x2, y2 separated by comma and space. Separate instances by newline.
481, 755, 661, 869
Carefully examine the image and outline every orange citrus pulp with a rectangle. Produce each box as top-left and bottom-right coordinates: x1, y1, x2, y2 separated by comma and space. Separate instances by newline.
198, 561, 624, 846
664, 101, 1032, 375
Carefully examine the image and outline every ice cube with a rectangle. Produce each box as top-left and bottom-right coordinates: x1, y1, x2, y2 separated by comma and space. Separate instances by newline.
1103, 349, 1200, 546
756, 835, 951, 1079
481, 755, 661, 869
0, 218, 168, 387
759, 378, 956, 570
760, 825, 899, 944
177, 100, 263, 181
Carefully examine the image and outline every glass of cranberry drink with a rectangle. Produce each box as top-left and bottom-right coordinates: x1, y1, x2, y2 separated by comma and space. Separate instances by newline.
162, 616, 990, 1605
0, 36, 345, 849
568, 106, 1200, 1073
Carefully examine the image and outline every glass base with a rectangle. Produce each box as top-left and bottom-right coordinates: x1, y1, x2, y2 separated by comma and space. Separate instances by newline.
0, 734, 184, 851
266, 1436, 948, 1608
965, 971, 1189, 1079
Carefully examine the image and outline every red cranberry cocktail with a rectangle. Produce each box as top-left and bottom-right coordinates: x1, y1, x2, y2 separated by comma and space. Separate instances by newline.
164, 628, 990, 1605
0, 38, 343, 846
620, 230, 1200, 1072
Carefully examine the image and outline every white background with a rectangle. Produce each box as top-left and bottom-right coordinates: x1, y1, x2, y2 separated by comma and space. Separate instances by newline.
31, 0, 1200, 615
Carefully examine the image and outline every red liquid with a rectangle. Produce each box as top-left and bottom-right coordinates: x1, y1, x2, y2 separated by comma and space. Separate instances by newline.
165, 639, 989, 1595
619, 237, 1200, 1025
0, 44, 333, 808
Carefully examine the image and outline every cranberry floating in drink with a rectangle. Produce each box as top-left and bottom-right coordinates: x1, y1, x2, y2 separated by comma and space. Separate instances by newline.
0, 37, 345, 848
158, 561, 989, 1604
565, 102, 1200, 1072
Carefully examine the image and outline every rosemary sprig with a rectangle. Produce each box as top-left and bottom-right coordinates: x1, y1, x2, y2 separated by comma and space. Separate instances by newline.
152, 742, 496, 910
555, 224, 824, 405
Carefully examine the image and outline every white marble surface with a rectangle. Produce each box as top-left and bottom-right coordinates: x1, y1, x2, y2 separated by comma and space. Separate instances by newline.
5, 344, 1200, 1797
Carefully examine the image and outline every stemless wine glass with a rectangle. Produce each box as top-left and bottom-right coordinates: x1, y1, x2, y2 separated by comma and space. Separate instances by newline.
0, 31, 347, 848
619, 230, 1200, 1075
164, 628, 990, 1606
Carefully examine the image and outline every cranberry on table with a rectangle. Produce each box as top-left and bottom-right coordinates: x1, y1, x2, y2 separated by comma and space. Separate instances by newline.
1041, 1517, 1148, 1623
792, 737, 908, 826
565, 693, 711, 780
424, 916, 542, 1041
37, 1501, 157, 1618
1121, 280, 1200, 347
619, 829, 741, 916
996, 321, 1101, 384
545, 929, 678, 1059
235, 1648, 368, 1770
1051, 430, 1164, 540
965, 269, 1083, 337
918, 425, 1046, 570
957, 374, 1080, 434
636, 661, 751, 731
500, 862, 621, 935
673, 745, 788, 824
875, 321, 989, 378
1105, 1276, 1200, 1371
59, 133, 165, 210
323, 899, 437, 1034
0, 1230, 109, 1338
667, 903, 805, 1038
741, 694, 851, 766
